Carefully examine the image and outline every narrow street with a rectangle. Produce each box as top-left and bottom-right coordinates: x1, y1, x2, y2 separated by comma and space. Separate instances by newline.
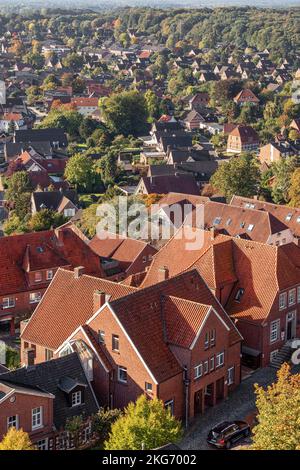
180, 366, 287, 450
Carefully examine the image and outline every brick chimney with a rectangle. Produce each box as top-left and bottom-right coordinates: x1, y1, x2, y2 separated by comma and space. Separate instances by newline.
158, 266, 169, 282
93, 290, 106, 313
74, 266, 85, 279
23, 348, 35, 367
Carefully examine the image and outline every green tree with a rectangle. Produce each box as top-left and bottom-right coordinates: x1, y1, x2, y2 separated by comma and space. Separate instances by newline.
251, 364, 300, 450
65, 153, 103, 193
92, 408, 123, 443
101, 90, 149, 137
0, 428, 35, 450
98, 151, 118, 184
38, 108, 83, 140
210, 154, 260, 199
288, 168, 300, 208
6, 171, 32, 203
28, 209, 66, 232
271, 157, 297, 204
104, 395, 182, 450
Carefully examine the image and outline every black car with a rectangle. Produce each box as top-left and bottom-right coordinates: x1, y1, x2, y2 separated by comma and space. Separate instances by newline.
207, 420, 250, 449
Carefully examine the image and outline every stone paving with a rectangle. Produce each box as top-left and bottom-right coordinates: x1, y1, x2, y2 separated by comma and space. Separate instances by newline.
180, 366, 278, 450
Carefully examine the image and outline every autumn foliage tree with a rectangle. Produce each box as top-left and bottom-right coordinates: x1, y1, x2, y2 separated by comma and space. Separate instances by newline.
251, 364, 300, 450
0, 428, 35, 450
104, 395, 182, 450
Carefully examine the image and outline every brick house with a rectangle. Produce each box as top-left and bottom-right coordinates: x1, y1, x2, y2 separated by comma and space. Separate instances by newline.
141, 228, 300, 368
259, 141, 300, 165
227, 125, 260, 154
233, 89, 260, 106
230, 195, 300, 244
89, 231, 157, 280
20, 268, 242, 422
0, 353, 98, 449
0, 226, 104, 336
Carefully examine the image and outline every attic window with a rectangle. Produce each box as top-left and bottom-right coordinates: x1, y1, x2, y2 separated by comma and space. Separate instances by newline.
213, 217, 221, 225
240, 222, 245, 228
247, 224, 254, 232
297, 216, 300, 223
235, 288, 244, 302
226, 218, 232, 226
286, 213, 293, 221
36, 246, 44, 253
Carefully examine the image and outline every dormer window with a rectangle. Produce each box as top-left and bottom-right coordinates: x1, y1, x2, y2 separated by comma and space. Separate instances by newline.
46, 270, 53, 281
71, 391, 82, 407
112, 334, 119, 352
98, 330, 105, 344
297, 216, 300, 224
247, 224, 254, 232
286, 213, 293, 222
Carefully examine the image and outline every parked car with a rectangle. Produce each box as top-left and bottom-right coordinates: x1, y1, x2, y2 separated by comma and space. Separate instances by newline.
207, 420, 250, 449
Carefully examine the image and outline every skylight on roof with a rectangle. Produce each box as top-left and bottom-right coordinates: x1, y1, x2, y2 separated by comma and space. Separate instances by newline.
36, 246, 44, 253
297, 216, 300, 223
213, 217, 221, 225
226, 218, 232, 226
286, 213, 293, 221
247, 224, 254, 232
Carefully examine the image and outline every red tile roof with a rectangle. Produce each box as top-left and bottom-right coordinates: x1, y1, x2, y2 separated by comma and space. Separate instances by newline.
21, 268, 136, 350
110, 269, 241, 382
229, 125, 260, 143
230, 195, 300, 238
90, 231, 157, 271
0, 226, 103, 296
142, 228, 300, 324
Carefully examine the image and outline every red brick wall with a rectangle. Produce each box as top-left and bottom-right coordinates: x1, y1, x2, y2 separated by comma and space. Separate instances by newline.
88, 306, 156, 410
126, 245, 157, 277
0, 390, 53, 442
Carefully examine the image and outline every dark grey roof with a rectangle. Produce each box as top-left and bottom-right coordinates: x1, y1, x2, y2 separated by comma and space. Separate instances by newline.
32, 190, 78, 212
159, 134, 193, 152
4, 141, 53, 160
141, 174, 200, 195
0, 353, 98, 430
15, 128, 68, 147
58, 376, 87, 393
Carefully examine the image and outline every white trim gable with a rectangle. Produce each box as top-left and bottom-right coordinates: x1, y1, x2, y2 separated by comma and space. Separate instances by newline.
108, 304, 158, 385
189, 306, 230, 350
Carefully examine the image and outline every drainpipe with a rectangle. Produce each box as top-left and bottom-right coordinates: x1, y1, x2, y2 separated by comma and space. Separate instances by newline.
183, 366, 190, 429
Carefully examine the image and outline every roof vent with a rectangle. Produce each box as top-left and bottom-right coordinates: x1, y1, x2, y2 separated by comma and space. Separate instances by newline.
74, 266, 85, 279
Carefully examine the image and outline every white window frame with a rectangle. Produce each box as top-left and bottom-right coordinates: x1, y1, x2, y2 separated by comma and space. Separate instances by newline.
112, 334, 119, 352
98, 330, 105, 344
227, 366, 235, 386
210, 356, 215, 371
270, 350, 278, 363
279, 292, 287, 310
216, 352, 225, 368
2, 297, 15, 309
164, 399, 174, 415
194, 363, 203, 379
29, 292, 42, 304
289, 288, 296, 306
46, 270, 53, 281
7, 415, 19, 430
118, 366, 127, 383
270, 319, 280, 343
204, 360, 209, 374
210, 329, 216, 347
32, 407, 43, 430
204, 332, 209, 349
145, 382, 153, 393
36, 439, 48, 450
71, 391, 82, 407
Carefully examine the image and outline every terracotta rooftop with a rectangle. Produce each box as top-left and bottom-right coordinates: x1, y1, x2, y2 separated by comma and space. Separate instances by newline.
21, 268, 136, 350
